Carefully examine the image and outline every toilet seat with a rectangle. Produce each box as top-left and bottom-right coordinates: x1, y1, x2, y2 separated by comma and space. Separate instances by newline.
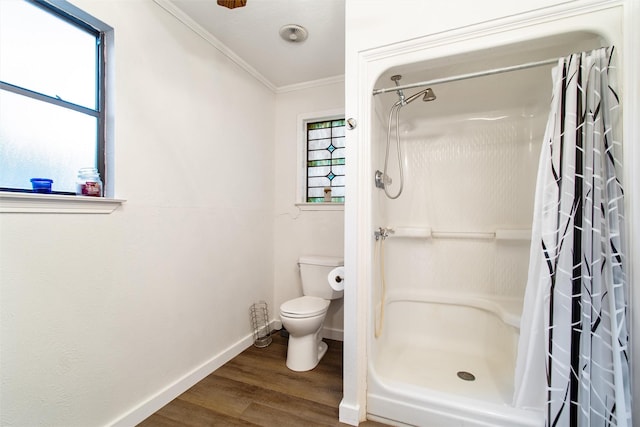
280, 296, 329, 318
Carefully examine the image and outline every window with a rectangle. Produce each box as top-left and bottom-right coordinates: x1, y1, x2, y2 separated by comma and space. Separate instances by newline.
305, 118, 345, 203
0, 0, 112, 195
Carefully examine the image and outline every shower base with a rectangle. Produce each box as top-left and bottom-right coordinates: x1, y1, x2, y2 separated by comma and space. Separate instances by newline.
376, 341, 511, 405
368, 294, 543, 427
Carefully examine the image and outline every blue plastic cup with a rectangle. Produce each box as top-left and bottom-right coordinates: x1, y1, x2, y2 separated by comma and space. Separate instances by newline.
30, 178, 53, 193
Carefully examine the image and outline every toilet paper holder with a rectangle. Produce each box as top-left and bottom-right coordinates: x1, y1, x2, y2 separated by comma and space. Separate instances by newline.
328, 266, 345, 291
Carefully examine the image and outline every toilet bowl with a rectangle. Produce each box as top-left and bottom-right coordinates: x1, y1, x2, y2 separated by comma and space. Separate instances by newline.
280, 255, 343, 372
280, 296, 330, 371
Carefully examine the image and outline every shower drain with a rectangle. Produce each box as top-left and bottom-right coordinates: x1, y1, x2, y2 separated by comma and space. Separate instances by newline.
457, 371, 476, 381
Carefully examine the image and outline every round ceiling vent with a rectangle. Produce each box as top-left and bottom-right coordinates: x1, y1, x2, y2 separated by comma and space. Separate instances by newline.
279, 24, 308, 43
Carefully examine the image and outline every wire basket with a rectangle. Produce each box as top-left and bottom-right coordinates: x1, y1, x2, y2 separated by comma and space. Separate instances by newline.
250, 300, 272, 348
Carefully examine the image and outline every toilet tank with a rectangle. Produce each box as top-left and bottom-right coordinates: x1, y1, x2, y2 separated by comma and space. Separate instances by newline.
298, 255, 344, 300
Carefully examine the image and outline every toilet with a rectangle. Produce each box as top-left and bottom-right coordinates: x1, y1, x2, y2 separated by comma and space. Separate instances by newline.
280, 255, 344, 371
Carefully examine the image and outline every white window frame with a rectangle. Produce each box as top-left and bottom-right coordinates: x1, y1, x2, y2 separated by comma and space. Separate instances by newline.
296, 109, 345, 211
0, 0, 122, 213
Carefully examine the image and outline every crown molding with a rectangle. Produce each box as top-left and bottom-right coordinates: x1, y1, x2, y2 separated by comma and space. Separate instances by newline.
276, 74, 345, 94
152, 0, 277, 93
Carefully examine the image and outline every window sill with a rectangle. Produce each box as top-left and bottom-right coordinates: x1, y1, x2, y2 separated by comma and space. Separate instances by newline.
0, 191, 125, 214
295, 202, 344, 211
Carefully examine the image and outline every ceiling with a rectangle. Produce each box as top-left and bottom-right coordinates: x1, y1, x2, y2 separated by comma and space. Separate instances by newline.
166, 0, 345, 90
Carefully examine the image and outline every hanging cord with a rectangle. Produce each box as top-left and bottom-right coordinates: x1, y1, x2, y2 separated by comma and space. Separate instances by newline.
374, 234, 388, 339
382, 102, 404, 199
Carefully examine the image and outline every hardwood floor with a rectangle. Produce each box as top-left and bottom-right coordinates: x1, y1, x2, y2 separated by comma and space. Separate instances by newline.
138, 333, 388, 427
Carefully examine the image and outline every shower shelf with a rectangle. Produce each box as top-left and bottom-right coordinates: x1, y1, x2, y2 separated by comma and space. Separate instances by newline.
386, 227, 531, 241
385, 289, 523, 328
432, 230, 495, 240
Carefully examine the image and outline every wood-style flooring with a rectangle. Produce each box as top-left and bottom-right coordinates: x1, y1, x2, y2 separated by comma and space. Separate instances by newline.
138, 333, 388, 427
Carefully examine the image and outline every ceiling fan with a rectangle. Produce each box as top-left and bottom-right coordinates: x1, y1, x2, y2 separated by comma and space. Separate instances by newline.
217, 0, 246, 9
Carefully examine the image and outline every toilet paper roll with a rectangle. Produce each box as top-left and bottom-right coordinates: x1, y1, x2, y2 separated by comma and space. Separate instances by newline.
328, 266, 345, 291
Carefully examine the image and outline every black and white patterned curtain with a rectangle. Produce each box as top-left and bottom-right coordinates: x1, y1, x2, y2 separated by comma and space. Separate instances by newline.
513, 47, 631, 427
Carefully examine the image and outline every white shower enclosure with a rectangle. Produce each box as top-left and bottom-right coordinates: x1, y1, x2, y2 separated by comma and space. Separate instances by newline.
367, 52, 550, 426
341, 2, 639, 426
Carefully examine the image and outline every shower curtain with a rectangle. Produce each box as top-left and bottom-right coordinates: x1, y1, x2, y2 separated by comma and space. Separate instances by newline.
513, 47, 630, 427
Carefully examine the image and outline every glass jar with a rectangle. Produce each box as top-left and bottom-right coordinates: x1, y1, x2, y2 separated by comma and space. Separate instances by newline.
76, 167, 103, 197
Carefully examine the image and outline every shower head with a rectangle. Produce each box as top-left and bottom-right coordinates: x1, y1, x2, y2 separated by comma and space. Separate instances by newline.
402, 87, 437, 105
423, 87, 437, 102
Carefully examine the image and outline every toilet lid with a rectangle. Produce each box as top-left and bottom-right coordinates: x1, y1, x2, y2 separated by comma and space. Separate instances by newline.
281, 296, 329, 318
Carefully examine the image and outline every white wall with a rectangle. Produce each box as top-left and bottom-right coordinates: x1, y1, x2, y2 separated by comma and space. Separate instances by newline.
0, 1, 276, 426
375, 112, 545, 298
273, 81, 346, 337
345, 0, 584, 54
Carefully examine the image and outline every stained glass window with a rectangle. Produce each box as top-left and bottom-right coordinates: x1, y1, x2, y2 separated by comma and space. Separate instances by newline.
306, 119, 345, 203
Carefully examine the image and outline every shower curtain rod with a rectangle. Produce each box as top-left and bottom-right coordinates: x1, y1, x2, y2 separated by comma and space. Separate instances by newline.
372, 57, 559, 96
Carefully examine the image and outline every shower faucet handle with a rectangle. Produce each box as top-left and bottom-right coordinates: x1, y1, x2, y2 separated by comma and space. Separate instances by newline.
375, 170, 392, 189
374, 227, 394, 240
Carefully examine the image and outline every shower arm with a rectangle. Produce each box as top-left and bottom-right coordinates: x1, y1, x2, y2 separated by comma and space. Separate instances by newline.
393, 88, 428, 106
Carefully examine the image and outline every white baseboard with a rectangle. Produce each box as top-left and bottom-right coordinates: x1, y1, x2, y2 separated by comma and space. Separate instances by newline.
110, 321, 341, 426
276, 324, 343, 341
108, 321, 282, 427
323, 326, 344, 341
339, 399, 362, 426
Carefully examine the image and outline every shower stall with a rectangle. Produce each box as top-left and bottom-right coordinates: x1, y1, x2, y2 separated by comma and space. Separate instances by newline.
342, 4, 632, 426
368, 52, 552, 426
